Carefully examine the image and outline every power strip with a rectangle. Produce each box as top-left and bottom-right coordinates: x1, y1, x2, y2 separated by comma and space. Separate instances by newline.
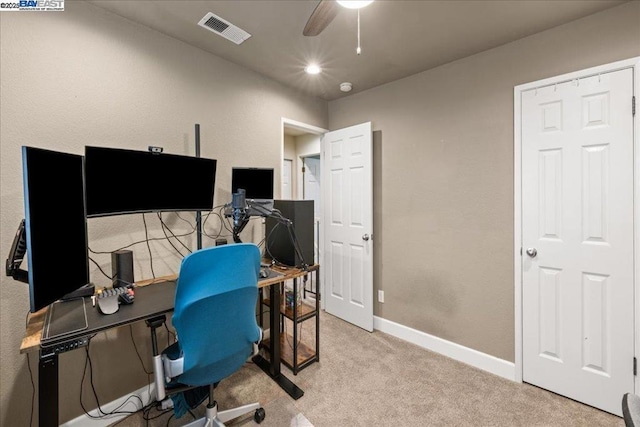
41, 336, 89, 357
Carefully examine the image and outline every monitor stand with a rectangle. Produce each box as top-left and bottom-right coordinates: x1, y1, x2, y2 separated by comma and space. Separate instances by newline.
61, 283, 95, 300
41, 298, 88, 342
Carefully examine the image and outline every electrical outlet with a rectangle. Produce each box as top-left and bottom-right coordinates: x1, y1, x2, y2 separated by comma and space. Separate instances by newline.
378, 290, 384, 303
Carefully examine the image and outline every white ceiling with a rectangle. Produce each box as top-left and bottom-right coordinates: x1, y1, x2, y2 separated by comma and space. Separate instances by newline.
88, 0, 628, 101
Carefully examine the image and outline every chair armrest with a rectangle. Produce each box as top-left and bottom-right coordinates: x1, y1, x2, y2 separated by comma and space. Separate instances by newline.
162, 341, 185, 379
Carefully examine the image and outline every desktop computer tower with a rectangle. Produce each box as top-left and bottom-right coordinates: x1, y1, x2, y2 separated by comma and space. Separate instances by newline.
112, 250, 134, 287
265, 200, 314, 267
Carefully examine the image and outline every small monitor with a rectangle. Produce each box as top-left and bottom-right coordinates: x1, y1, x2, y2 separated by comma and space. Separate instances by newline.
231, 167, 275, 212
22, 146, 89, 312
85, 146, 217, 217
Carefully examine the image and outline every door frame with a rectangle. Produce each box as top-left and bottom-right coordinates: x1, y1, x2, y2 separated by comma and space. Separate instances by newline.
281, 118, 329, 308
513, 57, 640, 389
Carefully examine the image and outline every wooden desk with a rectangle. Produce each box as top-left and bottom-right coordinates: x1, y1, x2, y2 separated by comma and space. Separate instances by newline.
20, 266, 319, 425
22, 280, 177, 427
21, 275, 176, 354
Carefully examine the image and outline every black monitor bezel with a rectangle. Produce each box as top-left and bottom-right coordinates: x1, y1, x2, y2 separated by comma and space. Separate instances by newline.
231, 167, 275, 201
22, 146, 90, 313
84, 146, 218, 218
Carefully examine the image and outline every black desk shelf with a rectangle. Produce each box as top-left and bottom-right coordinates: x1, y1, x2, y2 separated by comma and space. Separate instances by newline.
259, 268, 320, 375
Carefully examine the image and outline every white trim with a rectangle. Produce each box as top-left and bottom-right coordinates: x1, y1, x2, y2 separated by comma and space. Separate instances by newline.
513, 85, 523, 383
61, 384, 156, 427
374, 316, 516, 381
515, 57, 640, 92
513, 56, 640, 390
634, 61, 640, 394
281, 117, 327, 136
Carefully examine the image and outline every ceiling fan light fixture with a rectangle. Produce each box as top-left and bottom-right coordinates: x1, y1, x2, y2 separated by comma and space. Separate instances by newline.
305, 64, 322, 75
337, 0, 374, 9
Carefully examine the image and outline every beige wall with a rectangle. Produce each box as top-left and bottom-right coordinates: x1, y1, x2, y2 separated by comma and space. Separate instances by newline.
328, 1, 640, 362
0, 2, 327, 425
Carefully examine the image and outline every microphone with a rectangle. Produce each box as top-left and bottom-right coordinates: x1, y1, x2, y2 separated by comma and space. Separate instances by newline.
232, 189, 247, 228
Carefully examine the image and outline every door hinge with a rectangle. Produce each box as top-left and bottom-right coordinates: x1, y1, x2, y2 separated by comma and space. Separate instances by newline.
633, 96, 636, 117
634, 357, 637, 376
302, 166, 306, 173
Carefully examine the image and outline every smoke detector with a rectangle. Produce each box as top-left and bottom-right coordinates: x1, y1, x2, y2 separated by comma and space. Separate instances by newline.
198, 12, 251, 45
340, 82, 353, 92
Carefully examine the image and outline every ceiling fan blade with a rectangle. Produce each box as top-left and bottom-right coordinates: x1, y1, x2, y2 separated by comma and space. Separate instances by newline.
303, 0, 339, 36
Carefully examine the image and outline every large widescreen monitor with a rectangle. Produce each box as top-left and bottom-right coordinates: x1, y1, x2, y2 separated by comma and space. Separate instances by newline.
84, 146, 218, 217
22, 146, 89, 312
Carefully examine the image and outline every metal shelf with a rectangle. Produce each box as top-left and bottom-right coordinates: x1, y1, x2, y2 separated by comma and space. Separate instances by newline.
258, 266, 320, 375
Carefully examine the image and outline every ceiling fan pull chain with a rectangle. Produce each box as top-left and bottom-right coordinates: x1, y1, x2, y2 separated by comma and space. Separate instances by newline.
357, 9, 362, 55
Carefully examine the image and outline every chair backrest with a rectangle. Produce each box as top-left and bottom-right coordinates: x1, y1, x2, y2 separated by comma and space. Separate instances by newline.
172, 243, 261, 386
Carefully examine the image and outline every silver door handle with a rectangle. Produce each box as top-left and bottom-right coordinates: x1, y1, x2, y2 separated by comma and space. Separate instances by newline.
362, 234, 370, 241
526, 248, 537, 258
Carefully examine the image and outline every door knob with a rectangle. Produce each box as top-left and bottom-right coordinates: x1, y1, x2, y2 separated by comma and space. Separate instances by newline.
362, 234, 370, 241
526, 248, 537, 258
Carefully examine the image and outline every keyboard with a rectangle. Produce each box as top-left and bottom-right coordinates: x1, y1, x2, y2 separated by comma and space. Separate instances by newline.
96, 286, 135, 315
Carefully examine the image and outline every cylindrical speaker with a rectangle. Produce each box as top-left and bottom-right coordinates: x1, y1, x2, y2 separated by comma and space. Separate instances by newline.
111, 250, 134, 287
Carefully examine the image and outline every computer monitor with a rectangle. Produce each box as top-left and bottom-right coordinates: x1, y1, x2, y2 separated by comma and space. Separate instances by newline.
231, 167, 274, 213
22, 146, 90, 312
84, 146, 218, 217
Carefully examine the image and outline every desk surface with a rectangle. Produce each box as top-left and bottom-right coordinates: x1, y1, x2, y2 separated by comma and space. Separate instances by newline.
21, 264, 319, 353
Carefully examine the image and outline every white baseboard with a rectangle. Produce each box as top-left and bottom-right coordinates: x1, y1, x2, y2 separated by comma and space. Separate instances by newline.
373, 316, 516, 381
62, 384, 156, 427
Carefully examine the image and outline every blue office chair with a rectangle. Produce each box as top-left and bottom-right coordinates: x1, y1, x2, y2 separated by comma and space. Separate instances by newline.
152, 243, 266, 426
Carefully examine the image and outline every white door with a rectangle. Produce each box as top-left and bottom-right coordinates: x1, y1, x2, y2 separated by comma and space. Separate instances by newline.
303, 156, 321, 263
521, 68, 634, 415
303, 156, 321, 218
282, 159, 293, 200
322, 122, 373, 332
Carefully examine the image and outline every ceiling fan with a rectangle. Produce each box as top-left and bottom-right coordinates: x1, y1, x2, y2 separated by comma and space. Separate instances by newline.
303, 0, 374, 37
303, 0, 340, 36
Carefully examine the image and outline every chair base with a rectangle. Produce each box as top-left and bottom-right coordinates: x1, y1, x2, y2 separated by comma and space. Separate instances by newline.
182, 401, 263, 427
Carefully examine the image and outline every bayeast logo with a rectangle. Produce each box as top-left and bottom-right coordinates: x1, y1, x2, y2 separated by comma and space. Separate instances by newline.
0, 0, 64, 11
18, 0, 64, 10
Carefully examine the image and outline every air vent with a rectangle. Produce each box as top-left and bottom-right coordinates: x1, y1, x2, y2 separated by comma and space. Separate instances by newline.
198, 12, 251, 45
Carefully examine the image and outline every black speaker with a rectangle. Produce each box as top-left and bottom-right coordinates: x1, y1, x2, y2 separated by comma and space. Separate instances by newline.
266, 200, 314, 267
111, 250, 134, 287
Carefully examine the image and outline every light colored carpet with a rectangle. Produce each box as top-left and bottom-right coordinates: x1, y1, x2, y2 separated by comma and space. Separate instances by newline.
112, 310, 623, 426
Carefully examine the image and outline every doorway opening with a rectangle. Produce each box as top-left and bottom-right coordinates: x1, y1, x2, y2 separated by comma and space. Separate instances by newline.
281, 118, 327, 307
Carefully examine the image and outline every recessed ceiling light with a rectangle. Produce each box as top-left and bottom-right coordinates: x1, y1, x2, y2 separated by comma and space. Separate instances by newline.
305, 64, 322, 75
337, 0, 374, 9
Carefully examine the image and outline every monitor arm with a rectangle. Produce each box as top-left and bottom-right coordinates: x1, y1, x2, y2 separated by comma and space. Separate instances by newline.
5, 219, 29, 283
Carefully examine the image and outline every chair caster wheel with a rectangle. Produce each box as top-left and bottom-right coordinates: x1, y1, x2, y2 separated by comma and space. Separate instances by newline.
254, 407, 266, 424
